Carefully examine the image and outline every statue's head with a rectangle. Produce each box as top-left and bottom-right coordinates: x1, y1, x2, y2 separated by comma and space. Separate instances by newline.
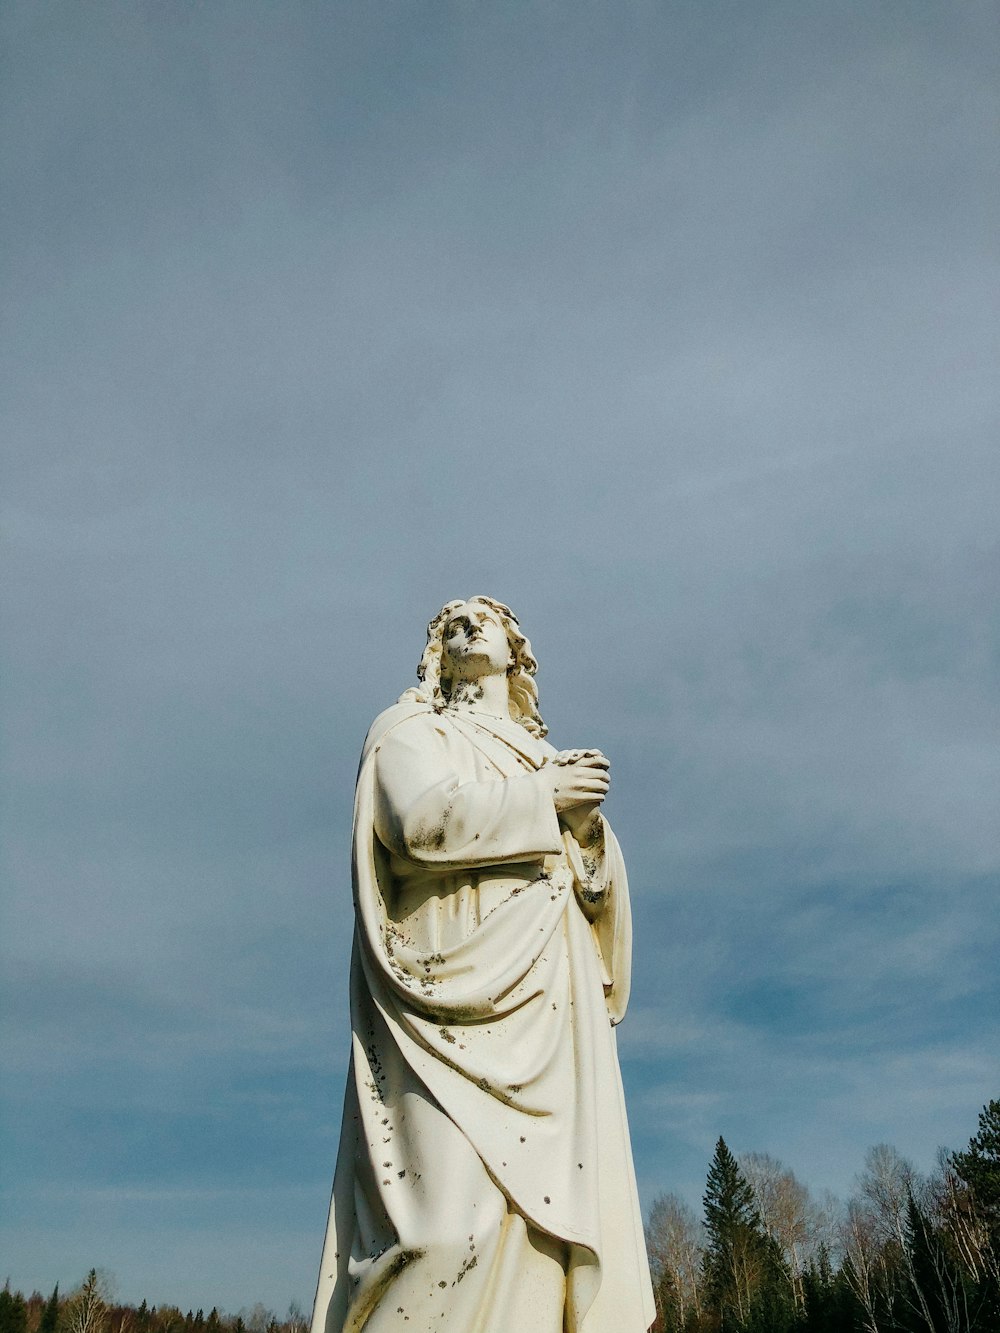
417, 596, 547, 736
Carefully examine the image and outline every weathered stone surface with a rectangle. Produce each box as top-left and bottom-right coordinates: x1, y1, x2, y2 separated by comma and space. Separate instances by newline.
311, 597, 655, 1333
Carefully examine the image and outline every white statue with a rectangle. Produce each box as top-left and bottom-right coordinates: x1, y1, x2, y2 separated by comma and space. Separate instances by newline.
311, 597, 655, 1333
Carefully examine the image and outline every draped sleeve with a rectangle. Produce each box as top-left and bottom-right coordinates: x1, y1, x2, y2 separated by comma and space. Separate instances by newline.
372, 715, 564, 869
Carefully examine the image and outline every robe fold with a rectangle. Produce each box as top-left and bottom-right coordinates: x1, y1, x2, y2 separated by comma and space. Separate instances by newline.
311, 696, 655, 1333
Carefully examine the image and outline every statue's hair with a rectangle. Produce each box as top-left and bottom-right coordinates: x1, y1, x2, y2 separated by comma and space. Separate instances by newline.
416, 596, 547, 737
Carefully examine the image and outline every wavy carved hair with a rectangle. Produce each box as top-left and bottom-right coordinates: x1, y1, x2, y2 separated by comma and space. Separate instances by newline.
416, 596, 547, 737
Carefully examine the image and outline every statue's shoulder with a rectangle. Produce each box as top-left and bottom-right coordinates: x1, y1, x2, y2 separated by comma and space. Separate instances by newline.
359, 693, 440, 766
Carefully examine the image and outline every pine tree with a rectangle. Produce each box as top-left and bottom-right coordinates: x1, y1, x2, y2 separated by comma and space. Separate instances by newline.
801, 1249, 863, 1333
951, 1099, 1000, 1249
39, 1289, 59, 1333
951, 1097, 1000, 1326
701, 1137, 790, 1331
0, 1287, 28, 1333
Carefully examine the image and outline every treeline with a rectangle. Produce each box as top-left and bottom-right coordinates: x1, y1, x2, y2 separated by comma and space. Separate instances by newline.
3, 1098, 997, 1333
0, 1274, 309, 1333
646, 1097, 1000, 1333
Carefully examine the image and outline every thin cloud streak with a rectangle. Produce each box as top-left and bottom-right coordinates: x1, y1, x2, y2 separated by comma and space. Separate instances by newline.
2, 0, 997, 1311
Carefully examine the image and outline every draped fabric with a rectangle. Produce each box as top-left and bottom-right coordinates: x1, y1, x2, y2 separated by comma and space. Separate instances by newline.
311, 697, 655, 1333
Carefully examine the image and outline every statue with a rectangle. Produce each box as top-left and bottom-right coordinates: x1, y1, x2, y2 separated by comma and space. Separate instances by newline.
311, 597, 655, 1333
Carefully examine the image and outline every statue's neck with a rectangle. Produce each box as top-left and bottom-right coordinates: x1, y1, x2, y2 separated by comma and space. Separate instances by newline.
449, 672, 511, 720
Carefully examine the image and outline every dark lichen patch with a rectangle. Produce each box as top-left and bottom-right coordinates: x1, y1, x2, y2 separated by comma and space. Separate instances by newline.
364, 1038, 388, 1104
413, 818, 449, 852
364, 1074, 386, 1105
381, 1248, 423, 1283
544, 1196, 551, 1204
454, 1252, 479, 1284
452, 680, 485, 706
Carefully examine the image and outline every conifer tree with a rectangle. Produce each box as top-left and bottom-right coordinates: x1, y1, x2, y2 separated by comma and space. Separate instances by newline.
0, 1286, 28, 1333
951, 1099, 1000, 1249
951, 1097, 1000, 1325
39, 1288, 60, 1333
701, 1138, 799, 1331
801, 1247, 862, 1333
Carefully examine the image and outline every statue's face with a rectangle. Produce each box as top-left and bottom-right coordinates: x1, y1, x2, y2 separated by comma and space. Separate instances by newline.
442, 601, 512, 681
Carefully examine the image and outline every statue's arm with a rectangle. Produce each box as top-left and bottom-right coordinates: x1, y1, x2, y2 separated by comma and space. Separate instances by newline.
372, 720, 564, 869
563, 814, 613, 920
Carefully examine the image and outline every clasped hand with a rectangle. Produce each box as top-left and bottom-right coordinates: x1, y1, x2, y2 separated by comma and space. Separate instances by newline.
538, 748, 610, 841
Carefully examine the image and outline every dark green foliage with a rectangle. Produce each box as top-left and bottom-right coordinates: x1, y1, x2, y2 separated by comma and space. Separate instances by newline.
952, 1099, 1000, 1247
951, 1097, 1000, 1327
0, 1290, 298, 1333
740, 1271, 798, 1333
800, 1248, 863, 1333
656, 1267, 683, 1333
700, 1137, 796, 1332
39, 1288, 60, 1333
703, 1139, 760, 1246
0, 1288, 28, 1333
701, 1135, 761, 1324
902, 1190, 952, 1333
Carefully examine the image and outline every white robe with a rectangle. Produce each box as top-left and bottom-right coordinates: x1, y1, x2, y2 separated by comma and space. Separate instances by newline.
311, 697, 655, 1333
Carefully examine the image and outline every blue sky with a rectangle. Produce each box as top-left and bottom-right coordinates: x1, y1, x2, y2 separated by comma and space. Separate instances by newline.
2, 0, 998, 1314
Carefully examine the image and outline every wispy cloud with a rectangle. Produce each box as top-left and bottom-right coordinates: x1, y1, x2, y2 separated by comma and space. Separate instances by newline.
2, 0, 997, 1312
